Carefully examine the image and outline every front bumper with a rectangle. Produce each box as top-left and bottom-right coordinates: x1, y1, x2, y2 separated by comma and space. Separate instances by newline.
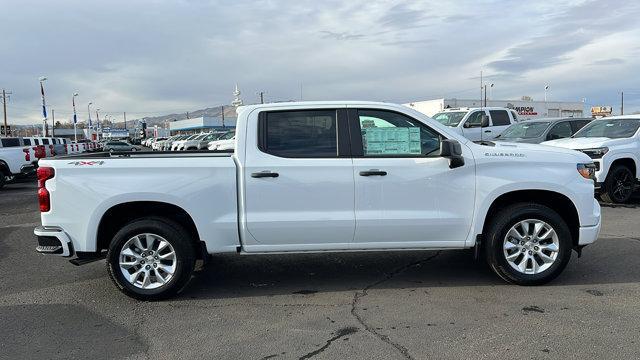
34, 226, 73, 257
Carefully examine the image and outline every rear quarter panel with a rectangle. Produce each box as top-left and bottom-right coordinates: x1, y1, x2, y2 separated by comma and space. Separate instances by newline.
40, 156, 239, 253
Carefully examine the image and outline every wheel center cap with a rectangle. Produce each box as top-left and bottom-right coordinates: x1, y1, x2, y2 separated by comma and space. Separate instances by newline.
146, 256, 154, 263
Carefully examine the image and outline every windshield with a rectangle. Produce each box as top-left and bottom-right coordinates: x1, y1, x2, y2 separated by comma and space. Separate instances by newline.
499, 122, 551, 139
432, 111, 467, 127
573, 118, 640, 139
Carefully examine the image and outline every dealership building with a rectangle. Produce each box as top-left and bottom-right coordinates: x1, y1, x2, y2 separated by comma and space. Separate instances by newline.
404, 98, 585, 120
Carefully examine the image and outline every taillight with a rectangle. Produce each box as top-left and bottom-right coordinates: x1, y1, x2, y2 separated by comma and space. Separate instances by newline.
23, 148, 30, 161
64, 144, 68, 153
37, 167, 55, 212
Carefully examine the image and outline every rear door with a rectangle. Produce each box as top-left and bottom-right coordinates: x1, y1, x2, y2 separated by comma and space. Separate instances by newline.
488, 109, 512, 137
349, 107, 475, 248
242, 107, 355, 251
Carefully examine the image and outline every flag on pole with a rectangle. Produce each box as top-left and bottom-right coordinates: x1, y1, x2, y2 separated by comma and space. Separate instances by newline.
40, 82, 47, 118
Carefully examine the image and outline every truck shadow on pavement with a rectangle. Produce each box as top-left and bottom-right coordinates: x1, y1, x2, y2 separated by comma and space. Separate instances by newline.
177, 236, 640, 301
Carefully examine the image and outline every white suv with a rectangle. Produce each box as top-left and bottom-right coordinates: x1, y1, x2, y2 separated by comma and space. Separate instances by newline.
431, 107, 518, 142
542, 115, 640, 203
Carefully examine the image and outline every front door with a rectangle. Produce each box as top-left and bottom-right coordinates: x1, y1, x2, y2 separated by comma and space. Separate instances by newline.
242, 108, 355, 251
461, 110, 489, 141
349, 108, 475, 249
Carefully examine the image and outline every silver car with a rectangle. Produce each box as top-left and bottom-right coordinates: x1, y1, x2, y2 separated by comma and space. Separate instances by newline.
494, 117, 592, 144
103, 140, 141, 152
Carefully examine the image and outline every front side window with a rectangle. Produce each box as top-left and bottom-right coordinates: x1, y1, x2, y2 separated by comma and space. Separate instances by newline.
260, 110, 337, 157
547, 122, 572, 140
573, 119, 640, 139
23, 138, 32, 145
357, 109, 441, 156
1, 138, 20, 147
489, 110, 511, 126
570, 120, 591, 133
465, 111, 486, 128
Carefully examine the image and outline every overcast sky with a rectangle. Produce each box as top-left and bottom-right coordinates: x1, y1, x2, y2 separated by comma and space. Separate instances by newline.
2, 0, 640, 125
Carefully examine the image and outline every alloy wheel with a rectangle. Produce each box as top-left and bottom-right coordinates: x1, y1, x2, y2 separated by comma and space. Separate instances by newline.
503, 219, 559, 274
119, 233, 176, 289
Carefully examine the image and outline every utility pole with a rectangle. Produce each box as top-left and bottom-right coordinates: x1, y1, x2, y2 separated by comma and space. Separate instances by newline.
483, 85, 487, 107
259, 91, 264, 104
51, 109, 55, 137
221, 105, 225, 128
2, 89, 12, 137
621, 91, 624, 115
123, 112, 127, 129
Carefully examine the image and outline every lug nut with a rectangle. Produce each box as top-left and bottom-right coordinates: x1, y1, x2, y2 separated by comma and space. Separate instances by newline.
145, 265, 151, 270
534, 246, 539, 251
520, 241, 525, 245
154, 256, 159, 260
528, 251, 533, 255
153, 263, 157, 268
140, 260, 145, 264
140, 252, 146, 257
149, 251, 154, 255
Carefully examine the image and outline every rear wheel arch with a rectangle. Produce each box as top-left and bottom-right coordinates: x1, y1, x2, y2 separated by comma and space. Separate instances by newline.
96, 201, 204, 258
481, 190, 580, 247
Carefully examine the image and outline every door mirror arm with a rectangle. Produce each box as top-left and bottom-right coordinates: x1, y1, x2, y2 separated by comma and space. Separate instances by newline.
439, 139, 465, 169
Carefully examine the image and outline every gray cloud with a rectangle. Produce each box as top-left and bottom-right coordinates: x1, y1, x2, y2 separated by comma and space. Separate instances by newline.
591, 58, 625, 66
1, 0, 639, 124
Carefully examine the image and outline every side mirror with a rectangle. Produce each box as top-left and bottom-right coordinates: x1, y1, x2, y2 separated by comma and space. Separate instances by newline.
440, 139, 465, 169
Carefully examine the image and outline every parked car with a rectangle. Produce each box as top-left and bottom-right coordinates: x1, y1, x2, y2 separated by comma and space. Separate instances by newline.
103, 140, 141, 152
171, 134, 202, 151
35, 101, 601, 300
207, 130, 235, 150
542, 115, 640, 203
0, 137, 36, 188
431, 107, 518, 142
162, 134, 189, 151
494, 118, 592, 143
180, 133, 221, 150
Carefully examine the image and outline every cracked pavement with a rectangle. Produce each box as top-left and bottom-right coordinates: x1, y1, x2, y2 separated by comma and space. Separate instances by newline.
2, 182, 640, 359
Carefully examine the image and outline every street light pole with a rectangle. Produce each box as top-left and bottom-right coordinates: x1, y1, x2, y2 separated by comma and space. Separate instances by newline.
72, 92, 79, 142
39, 76, 48, 136
96, 108, 101, 141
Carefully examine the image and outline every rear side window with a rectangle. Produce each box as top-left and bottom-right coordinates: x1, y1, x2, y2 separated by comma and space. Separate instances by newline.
547, 122, 573, 140
259, 110, 337, 158
489, 110, 511, 126
23, 138, 31, 146
41, 138, 50, 145
1, 138, 21, 147
571, 120, 591, 133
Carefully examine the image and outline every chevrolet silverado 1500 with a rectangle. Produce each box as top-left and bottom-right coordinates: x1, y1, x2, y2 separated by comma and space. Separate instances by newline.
34, 101, 601, 300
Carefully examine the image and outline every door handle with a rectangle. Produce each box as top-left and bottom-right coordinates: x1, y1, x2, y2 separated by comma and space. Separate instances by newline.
484, 130, 492, 133
251, 171, 279, 178
359, 170, 387, 176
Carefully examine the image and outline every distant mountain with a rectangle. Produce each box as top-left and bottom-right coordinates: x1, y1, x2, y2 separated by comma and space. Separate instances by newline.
126, 105, 238, 128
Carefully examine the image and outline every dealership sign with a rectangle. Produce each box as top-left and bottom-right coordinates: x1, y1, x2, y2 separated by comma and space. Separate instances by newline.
506, 103, 538, 116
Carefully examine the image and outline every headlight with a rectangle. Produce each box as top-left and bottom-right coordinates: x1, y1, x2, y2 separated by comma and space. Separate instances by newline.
577, 163, 597, 181
580, 147, 608, 159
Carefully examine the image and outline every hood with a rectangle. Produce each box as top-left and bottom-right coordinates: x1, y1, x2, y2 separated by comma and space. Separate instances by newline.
477, 141, 592, 163
542, 137, 622, 149
494, 137, 541, 144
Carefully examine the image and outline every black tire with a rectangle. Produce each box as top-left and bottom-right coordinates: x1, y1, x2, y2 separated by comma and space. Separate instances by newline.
0, 172, 5, 189
484, 203, 572, 285
600, 165, 635, 203
106, 217, 196, 300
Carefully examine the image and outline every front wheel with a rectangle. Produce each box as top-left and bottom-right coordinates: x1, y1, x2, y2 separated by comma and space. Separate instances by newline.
106, 217, 196, 300
484, 203, 572, 285
601, 165, 635, 203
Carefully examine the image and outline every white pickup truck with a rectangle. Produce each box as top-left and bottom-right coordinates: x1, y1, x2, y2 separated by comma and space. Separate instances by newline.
542, 115, 640, 203
431, 107, 519, 142
34, 101, 601, 300
0, 137, 36, 189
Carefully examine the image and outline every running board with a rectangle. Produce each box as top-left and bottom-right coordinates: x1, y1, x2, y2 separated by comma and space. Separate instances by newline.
69, 252, 106, 266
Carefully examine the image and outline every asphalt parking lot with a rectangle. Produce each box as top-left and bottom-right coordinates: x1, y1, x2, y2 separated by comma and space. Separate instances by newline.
1, 182, 639, 360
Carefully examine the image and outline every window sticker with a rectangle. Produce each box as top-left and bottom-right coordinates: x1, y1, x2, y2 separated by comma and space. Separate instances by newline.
363, 127, 421, 155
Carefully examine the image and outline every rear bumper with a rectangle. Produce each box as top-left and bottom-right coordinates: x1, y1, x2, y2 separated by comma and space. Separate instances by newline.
34, 226, 74, 257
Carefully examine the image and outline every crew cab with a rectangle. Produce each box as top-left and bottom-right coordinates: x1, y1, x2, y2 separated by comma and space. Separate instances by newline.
431, 107, 518, 142
542, 115, 640, 203
0, 137, 36, 189
35, 101, 601, 300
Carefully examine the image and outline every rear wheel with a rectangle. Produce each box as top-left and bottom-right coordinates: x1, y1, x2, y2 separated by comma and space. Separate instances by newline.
601, 165, 635, 203
484, 203, 572, 285
0, 172, 6, 189
106, 217, 196, 300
